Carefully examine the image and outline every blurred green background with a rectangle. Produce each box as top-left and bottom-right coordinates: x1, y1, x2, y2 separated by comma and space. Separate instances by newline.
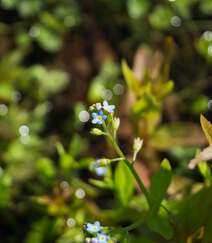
0, 0, 212, 242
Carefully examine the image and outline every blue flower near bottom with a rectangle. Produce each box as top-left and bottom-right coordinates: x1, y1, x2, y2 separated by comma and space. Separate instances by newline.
91, 111, 107, 125
92, 233, 110, 243
85, 221, 102, 234
97, 233, 110, 243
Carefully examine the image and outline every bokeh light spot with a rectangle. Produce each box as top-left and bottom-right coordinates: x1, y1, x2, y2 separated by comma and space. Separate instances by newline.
113, 84, 124, 95
0, 104, 8, 116
75, 188, 85, 199
67, 218, 76, 227
19, 125, 29, 137
79, 110, 90, 122
171, 16, 181, 27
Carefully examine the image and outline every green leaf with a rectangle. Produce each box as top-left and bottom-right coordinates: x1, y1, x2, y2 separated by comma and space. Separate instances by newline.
37, 157, 56, 178
196, 34, 212, 62
130, 235, 156, 243
149, 6, 173, 30
60, 153, 76, 170
0, 83, 14, 101
200, 114, 212, 145
203, 215, 212, 243
89, 179, 113, 189
114, 161, 134, 207
18, 0, 42, 17
122, 60, 140, 92
161, 158, 171, 171
175, 186, 212, 241
200, 0, 212, 15
155, 80, 174, 99
1, 0, 18, 9
40, 12, 65, 32
149, 159, 172, 214
149, 122, 205, 150
198, 161, 211, 185
172, 0, 196, 18
0, 182, 12, 208
127, 0, 150, 19
132, 92, 160, 116
191, 95, 209, 114
147, 214, 173, 240
24, 218, 51, 243
35, 25, 62, 52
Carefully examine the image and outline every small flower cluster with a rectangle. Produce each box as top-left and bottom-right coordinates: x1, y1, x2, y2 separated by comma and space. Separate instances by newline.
93, 158, 113, 176
90, 159, 109, 176
133, 137, 143, 161
91, 164, 108, 177
90, 101, 115, 125
84, 221, 113, 243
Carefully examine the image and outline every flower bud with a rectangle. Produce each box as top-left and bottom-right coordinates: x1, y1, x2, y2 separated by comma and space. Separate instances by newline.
89, 105, 95, 111
112, 117, 120, 131
133, 137, 143, 161
133, 137, 143, 153
95, 158, 111, 167
90, 128, 105, 136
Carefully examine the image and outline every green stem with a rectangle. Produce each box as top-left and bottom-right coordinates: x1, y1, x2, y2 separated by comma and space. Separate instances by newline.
123, 159, 150, 206
103, 122, 151, 206
111, 157, 124, 162
124, 217, 146, 232
101, 121, 173, 232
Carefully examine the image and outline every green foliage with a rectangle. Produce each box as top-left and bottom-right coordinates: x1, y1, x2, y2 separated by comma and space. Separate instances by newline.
198, 161, 212, 186
174, 186, 212, 242
149, 159, 172, 214
114, 161, 134, 207
127, 0, 150, 19
88, 60, 120, 103
1, 0, 80, 52
149, 6, 173, 30
147, 214, 173, 240
0, 0, 211, 242
200, 114, 212, 145
122, 60, 140, 92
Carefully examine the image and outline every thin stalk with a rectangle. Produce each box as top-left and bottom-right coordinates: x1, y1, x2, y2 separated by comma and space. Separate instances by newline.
102, 121, 174, 232
102, 122, 151, 206
124, 217, 146, 232
111, 158, 124, 162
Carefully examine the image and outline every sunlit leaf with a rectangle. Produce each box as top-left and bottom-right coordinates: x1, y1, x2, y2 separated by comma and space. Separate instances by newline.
200, 114, 212, 145
198, 161, 212, 186
122, 60, 140, 93
149, 159, 172, 214
149, 6, 173, 30
127, 0, 150, 19
175, 186, 212, 242
147, 214, 173, 240
114, 161, 134, 207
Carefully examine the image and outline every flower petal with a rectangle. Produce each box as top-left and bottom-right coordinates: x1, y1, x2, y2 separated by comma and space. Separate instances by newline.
97, 120, 103, 125
96, 103, 102, 110
103, 100, 108, 107
98, 110, 104, 116
92, 112, 97, 118
92, 118, 98, 124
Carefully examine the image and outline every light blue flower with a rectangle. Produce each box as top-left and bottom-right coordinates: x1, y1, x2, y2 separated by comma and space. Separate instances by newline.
95, 103, 102, 110
91, 238, 98, 243
85, 221, 102, 234
94, 166, 108, 176
97, 233, 110, 243
91, 111, 107, 125
90, 160, 108, 176
102, 100, 115, 113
